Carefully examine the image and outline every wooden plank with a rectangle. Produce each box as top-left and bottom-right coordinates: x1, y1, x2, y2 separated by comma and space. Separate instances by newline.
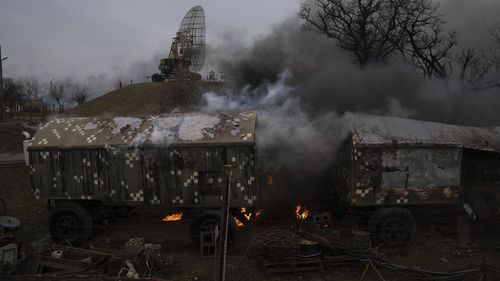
261, 257, 324, 274
38, 259, 86, 272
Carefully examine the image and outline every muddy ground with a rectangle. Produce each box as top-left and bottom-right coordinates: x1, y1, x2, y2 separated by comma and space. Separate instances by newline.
1, 162, 500, 281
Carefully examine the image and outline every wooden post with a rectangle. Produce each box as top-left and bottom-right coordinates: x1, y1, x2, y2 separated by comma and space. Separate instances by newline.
216, 164, 232, 281
0, 45, 5, 121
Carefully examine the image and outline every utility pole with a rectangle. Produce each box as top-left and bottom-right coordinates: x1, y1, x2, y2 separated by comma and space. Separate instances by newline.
0, 45, 4, 121
216, 164, 232, 281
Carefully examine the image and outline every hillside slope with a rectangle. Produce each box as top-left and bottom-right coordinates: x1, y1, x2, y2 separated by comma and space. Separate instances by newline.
69, 80, 224, 117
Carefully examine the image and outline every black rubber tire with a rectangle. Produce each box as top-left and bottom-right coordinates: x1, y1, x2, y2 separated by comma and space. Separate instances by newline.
188, 210, 236, 248
369, 208, 416, 248
48, 202, 93, 245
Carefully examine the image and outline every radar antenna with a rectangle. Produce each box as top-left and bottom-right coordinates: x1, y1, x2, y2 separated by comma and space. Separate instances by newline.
151, 6, 206, 82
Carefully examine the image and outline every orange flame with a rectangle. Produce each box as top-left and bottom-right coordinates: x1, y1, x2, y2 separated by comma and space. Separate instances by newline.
295, 204, 310, 220
240, 207, 253, 221
256, 209, 263, 217
234, 217, 244, 228
163, 212, 183, 222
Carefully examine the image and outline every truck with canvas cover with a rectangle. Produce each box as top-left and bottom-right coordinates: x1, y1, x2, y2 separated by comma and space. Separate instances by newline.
26, 111, 258, 245
338, 114, 500, 247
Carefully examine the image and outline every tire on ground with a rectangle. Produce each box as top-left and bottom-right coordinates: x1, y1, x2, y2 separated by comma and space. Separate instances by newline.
369, 207, 416, 248
188, 210, 236, 248
48, 201, 93, 245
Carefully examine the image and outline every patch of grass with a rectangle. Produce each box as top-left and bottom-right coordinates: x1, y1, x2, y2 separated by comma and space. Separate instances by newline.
68, 80, 225, 117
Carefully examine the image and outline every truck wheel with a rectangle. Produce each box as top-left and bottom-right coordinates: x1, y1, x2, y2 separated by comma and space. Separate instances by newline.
188, 210, 236, 248
49, 202, 93, 245
369, 208, 416, 248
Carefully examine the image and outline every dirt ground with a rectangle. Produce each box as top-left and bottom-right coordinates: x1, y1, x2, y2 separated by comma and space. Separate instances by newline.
67, 80, 225, 117
1, 163, 500, 281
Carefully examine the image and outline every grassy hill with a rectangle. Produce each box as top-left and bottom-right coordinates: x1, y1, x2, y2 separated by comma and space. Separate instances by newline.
68, 80, 224, 117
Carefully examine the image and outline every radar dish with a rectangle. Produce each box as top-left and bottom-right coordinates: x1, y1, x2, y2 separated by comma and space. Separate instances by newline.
152, 6, 206, 82
175, 5, 206, 72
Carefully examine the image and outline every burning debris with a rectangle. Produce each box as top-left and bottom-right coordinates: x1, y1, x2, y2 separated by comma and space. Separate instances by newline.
256, 209, 263, 217
234, 217, 244, 228
234, 208, 263, 228
163, 212, 183, 222
295, 204, 310, 220
240, 207, 252, 221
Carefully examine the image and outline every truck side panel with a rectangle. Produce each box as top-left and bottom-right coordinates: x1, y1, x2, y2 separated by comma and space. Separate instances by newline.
29, 145, 258, 208
349, 146, 462, 207
29, 149, 108, 200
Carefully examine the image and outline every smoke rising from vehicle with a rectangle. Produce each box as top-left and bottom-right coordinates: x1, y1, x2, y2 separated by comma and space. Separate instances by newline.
200, 70, 349, 174
199, 1, 500, 180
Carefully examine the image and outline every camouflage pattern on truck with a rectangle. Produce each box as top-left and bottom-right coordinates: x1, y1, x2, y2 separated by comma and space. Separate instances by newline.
27, 111, 258, 208
342, 114, 500, 207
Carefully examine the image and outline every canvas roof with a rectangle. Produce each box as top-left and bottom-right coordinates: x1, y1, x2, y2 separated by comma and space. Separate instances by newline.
29, 111, 256, 150
347, 113, 500, 152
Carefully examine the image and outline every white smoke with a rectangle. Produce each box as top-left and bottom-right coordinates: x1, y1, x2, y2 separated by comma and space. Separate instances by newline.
201, 70, 293, 112
199, 70, 349, 173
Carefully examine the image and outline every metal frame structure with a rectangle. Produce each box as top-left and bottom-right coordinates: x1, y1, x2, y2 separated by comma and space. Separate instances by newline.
175, 5, 206, 72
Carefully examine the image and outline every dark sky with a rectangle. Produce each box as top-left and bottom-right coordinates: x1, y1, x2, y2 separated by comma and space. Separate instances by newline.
0, 0, 299, 82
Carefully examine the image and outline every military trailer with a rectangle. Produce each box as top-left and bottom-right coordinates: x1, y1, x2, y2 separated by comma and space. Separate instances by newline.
339, 114, 500, 247
26, 111, 258, 245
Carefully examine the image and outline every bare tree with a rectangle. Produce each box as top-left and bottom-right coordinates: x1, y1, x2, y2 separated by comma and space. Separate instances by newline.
49, 80, 65, 114
21, 76, 40, 120
3, 78, 24, 118
71, 83, 89, 105
300, 0, 450, 66
397, 0, 457, 79
489, 20, 500, 50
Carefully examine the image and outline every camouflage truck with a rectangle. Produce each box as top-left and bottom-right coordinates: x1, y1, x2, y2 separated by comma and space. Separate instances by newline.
26, 111, 258, 245
338, 114, 500, 247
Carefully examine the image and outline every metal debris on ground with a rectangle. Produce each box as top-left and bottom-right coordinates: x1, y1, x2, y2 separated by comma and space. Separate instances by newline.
0, 199, 22, 275
118, 260, 140, 279
20, 245, 113, 276
14, 240, 167, 279
245, 228, 302, 260
350, 230, 371, 252
246, 221, 500, 280
245, 223, 340, 274
124, 237, 145, 257
260, 257, 324, 274
121, 237, 164, 278
0, 243, 18, 275
312, 212, 333, 228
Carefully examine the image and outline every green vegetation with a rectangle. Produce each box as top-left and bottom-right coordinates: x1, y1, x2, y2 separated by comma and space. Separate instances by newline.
68, 80, 224, 117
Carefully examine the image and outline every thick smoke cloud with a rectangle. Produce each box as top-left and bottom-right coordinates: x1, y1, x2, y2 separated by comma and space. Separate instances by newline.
201, 71, 348, 174
216, 18, 458, 123
200, 19, 447, 176
211, 0, 500, 126
198, 1, 500, 192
